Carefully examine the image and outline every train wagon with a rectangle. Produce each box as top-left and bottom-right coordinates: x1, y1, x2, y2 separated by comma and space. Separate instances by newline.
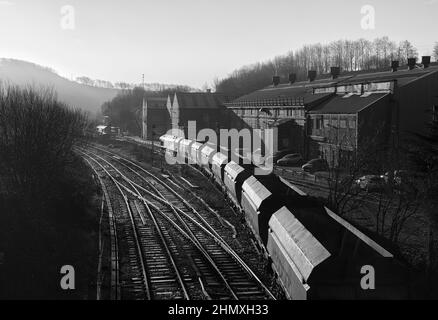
190, 141, 204, 165
160, 135, 183, 153
211, 152, 228, 186
240, 175, 284, 246
159, 134, 174, 149
267, 206, 331, 300
267, 203, 409, 300
279, 177, 308, 196
199, 144, 216, 175
178, 139, 194, 164
160, 135, 183, 163
223, 161, 253, 209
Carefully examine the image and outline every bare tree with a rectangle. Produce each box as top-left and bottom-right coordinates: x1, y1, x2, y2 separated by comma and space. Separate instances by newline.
434, 42, 438, 62
399, 40, 419, 62
216, 36, 422, 96
0, 84, 88, 205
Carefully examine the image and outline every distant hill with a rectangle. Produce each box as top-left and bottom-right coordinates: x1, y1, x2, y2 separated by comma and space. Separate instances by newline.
0, 59, 119, 114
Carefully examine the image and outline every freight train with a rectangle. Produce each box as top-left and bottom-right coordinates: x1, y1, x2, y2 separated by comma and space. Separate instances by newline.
159, 134, 409, 300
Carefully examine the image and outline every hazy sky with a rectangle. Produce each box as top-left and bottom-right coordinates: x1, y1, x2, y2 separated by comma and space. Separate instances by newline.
1, 0, 437, 88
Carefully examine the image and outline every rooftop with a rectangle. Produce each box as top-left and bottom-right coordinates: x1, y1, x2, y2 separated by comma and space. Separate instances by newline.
146, 96, 168, 109
226, 63, 438, 109
228, 86, 333, 107
175, 92, 234, 109
309, 92, 390, 114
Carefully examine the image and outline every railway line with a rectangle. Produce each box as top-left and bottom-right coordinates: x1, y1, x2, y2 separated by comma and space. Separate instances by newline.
78, 145, 277, 300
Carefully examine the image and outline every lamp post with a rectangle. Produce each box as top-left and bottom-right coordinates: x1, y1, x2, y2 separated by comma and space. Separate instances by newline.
151, 124, 157, 167
178, 122, 186, 174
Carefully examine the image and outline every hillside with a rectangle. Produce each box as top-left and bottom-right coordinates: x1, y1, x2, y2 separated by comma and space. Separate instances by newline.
0, 59, 119, 114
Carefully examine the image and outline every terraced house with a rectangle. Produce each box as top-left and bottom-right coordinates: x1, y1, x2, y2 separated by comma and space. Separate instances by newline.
225, 57, 438, 165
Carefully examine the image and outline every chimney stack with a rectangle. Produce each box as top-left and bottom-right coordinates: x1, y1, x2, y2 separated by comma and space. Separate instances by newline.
308, 70, 317, 82
391, 61, 399, 72
288, 73, 297, 84
408, 58, 417, 70
422, 56, 431, 68
272, 75, 280, 86
330, 67, 340, 79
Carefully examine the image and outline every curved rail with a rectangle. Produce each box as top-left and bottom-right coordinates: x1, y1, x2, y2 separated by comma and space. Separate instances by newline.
86, 144, 276, 300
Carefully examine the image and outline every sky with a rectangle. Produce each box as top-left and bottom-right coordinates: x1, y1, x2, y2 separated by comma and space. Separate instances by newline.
0, 0, 437, 88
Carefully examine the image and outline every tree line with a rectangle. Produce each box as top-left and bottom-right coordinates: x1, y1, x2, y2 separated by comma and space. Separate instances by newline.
0, 84, 89, 205
76, 76, 196, 92
215, 37, 428, 97
0, 84, 100, 299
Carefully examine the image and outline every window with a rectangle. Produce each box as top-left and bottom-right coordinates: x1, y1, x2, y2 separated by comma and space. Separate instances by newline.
331, 118, 338, 127
340, 119, 347, 129
315, 117, 323, 130
324, 118, 330, 128
349, 118, 356, 129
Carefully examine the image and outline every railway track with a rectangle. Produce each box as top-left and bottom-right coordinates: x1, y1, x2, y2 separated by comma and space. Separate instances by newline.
84, 158, 121, 300
79, 146, 276, 300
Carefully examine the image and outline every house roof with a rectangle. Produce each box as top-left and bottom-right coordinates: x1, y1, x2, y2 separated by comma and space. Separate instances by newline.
226, 63, 438, 109
146, 97, 168, 109
228, 85, 333, 107
332, 65, 438, 88
309, 92, 390, 114
175, 92, 233, 109
288, 63, 438, 89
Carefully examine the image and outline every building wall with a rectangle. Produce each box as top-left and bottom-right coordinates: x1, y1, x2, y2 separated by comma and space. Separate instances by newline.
231, 107, 305, 129
144, 108, 170, 140
357, 94, 393, 151
396, 71, 438, 140
171, 104, 228, 139
307, 114, 358, 163
230, 106, 306, 153
142, 99, 171, 140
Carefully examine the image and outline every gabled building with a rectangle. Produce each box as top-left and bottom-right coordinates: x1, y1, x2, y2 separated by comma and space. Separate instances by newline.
307, 59, 438, 164
142, 96, 171, 140
168, 91, 236, 138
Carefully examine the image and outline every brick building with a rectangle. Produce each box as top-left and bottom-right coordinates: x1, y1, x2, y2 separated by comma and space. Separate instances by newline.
224, 73, 333, 153
225, 58, 438, 165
